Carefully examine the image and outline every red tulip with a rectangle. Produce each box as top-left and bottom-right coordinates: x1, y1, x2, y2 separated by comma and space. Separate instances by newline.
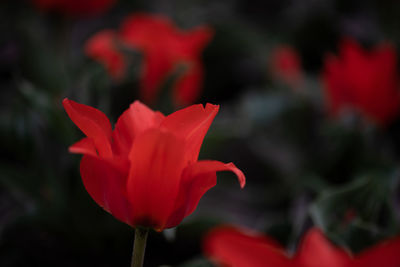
322, 39, 400, 125
84, 30, 126, 81
269, 45, 303, 89
203, 226, 400, 267
63, 99, 245, 231
31, 0, 116, 17
119, 13, 214, 107
292, 229, 351, 267
204, 226, 291, 267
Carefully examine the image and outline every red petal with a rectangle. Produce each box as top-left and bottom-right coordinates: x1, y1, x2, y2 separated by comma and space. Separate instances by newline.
84, 30, 126, 81
119, 13, 213, 107
139, 51, 173, 104
293, 228, 351, 267
355, 236, 400, 267
126, 129, 188, 231
322, 38, 400, 126
322, 54, 350, 117
188, 160, 246, 188
165, 160, 245, 228
161, 103, 219, 162
203, 226, 290, 267
365, 44, 400, 124
80, 155, 133, 226
171, 26, 214, 60
120, 14, 175, 104
63, 98, 113, 157
173, 62, 203, 106
112, 101, 164, 156
69, 137, 97, 157
183, 26, 214, 56
119, 13, 175, 50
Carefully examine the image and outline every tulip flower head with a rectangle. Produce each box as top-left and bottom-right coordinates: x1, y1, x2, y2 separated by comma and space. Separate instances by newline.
63, 99, 245, 231
119, 13, 214, 107
322, 39, 400, 126
203, 226, 400, 267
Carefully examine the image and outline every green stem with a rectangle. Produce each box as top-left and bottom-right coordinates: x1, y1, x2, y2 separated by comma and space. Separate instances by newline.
131, 228, 149, 267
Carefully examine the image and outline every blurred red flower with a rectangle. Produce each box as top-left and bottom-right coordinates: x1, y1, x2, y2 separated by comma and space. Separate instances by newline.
322, 39, 400, 125
31, 0, 116, 17
269, 45, 303, 89
63, 99, 245, 231
204, 225, 291, 267
119, 13, 214, 107
203, 226, 400, 267
84, 30, 125, 81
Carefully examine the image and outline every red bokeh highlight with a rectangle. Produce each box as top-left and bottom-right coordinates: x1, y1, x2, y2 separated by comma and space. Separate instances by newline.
269, 45, 303, 89
322, 39, 400, 125
84, 30, 126, 81
204, 226, 400, 267
120, 13, 214, 107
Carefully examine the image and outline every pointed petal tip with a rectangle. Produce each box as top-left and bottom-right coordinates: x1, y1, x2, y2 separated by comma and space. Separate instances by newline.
224, 162, 245, 188
205, 103, 219, 112
129, 100, 144, 109
68, 146, 89, 155
62, 97, 70, 108
61, 98, 113, 157
68, 138, 97, 156
62, 98, 81, 114
131, 99, 143, 105
68, 146, 78, 154
130, 100, 155, 112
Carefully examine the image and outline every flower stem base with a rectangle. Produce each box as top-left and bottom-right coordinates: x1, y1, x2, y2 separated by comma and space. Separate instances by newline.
131, 228, 149, 267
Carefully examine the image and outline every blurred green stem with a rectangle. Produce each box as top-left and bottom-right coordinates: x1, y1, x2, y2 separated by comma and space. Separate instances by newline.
131, 228, 149, 267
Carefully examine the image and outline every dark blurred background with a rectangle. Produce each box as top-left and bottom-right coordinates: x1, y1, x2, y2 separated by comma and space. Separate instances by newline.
1, 0, 400, 266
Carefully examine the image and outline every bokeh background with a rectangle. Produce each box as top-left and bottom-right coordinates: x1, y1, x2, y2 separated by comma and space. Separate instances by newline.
1, 0, 400, 266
